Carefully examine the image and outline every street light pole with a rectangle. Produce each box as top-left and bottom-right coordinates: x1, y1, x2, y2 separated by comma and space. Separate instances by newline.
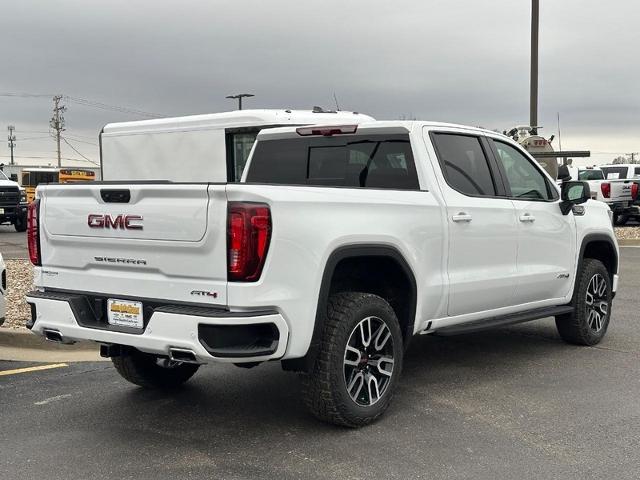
530, 0, 539, 134
225, 93, 255, 110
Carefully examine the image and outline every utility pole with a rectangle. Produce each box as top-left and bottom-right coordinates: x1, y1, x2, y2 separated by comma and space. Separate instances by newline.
7, 125, 15, 165
627, 153, 639, 163
225, 93, 254, 110
530, 0, 539, 134
50, 95, 66, 167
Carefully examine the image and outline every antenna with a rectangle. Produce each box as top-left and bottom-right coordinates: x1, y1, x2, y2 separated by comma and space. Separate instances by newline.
333, 92, 341, 111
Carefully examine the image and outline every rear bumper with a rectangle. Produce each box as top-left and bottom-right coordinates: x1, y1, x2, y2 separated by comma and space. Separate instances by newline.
26, 290, 289, 364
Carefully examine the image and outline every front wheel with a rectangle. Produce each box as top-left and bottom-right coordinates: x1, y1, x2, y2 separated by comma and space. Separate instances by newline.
112, 348, 200, 389
555, 258, 612, 346
301, 292, 404, 427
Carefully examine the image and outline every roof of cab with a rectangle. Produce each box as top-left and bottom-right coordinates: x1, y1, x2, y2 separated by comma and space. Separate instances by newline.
256, 120, 506, 140
102, 109, 375, 135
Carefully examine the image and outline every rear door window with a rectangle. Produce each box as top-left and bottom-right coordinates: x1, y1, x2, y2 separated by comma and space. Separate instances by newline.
431, 133, 496, 196
246, 134, 420, 190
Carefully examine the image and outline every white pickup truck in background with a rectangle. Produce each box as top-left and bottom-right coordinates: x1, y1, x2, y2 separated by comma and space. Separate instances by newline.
563, 164, 638, 225
26, 121, 619, 427
599, 164, 640, 224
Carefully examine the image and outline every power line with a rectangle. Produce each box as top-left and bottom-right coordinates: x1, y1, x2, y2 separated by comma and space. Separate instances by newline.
0, 92, 164, 118
18, 136, 51, 141
65, 138, 98, 147
0, 154, 94, 162
65, 95, 163, 118
61, 137, 99, 165
0, 92, 53, 98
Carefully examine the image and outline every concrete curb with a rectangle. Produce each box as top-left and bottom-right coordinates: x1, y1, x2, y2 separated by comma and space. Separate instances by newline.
0, 328, 103, 362
617, 239, 640, 246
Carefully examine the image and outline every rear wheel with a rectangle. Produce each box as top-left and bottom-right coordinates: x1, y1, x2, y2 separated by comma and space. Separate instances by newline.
301, 292, 403, 427
112, 348, 200, 389
555, 258, 612, 346
613, 213, 629, 226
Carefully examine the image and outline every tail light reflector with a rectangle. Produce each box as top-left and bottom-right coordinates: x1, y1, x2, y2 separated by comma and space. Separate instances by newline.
227, 202, 271, 282
27, 199, 41, 266
601, 182, 611, 199
632, 182, 638, 200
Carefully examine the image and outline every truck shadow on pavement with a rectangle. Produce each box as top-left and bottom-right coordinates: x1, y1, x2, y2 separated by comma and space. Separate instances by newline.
100, 318, 571, 435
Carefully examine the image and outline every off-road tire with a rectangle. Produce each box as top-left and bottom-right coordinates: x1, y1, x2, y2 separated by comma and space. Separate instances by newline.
613, 214, 629, 226
14, 214, 27, 232
301, 292, 404, 427
555, 258, 612, 346
112, 348, 200, 389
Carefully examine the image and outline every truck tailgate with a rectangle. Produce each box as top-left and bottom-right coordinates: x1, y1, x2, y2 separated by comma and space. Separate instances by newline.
610, 180, 636, 202
37, 183, 228, 306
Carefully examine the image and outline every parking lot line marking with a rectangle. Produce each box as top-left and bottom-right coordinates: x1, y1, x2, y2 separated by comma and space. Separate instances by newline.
0, 363, 68, 377
34, 394, 72, 406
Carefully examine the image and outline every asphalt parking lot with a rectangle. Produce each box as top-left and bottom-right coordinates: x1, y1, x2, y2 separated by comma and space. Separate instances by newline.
1, 248, 639, 480
0, 226, 26, 259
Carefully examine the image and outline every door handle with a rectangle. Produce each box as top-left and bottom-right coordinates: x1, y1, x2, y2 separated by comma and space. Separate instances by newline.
452, 212, 472, 223
519, 213, 536, 222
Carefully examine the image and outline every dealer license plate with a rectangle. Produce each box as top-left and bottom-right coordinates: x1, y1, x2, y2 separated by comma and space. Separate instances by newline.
107, 299, 143, 329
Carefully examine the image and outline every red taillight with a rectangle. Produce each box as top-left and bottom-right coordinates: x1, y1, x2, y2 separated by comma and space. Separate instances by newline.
296, 124, 358, 137
27, 199, 41, 266
227, 202, 271, 282
632, 182, 639, 200
601, 182, 611, 199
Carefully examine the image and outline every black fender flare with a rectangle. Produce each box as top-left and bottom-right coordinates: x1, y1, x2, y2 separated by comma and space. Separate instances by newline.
578, 233, 618, 278
283, 244, 417, 372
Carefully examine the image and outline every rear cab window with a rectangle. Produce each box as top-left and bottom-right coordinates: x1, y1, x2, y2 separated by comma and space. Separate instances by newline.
601, 166, 628, 179
578, 169, 604, 181
245, 133, 420, 190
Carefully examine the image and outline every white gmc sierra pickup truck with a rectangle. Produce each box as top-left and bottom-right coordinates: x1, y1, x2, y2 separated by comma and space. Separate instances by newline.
26, 121, 619, 427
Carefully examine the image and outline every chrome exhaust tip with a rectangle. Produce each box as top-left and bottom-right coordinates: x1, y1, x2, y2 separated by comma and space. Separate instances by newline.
42, 329, 74, 345
168, 347, 199, 364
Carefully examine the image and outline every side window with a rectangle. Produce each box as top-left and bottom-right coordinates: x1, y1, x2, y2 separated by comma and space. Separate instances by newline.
432, 133, 496, 196
634, 167, 640, 178
492, 141, 554, 200
229, 131, 259, 181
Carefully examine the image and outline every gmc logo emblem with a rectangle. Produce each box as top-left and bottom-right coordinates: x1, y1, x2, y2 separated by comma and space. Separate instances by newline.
88, 214, 143, 230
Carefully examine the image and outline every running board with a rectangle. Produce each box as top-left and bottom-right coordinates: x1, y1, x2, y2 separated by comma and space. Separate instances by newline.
434, 305, 574, 336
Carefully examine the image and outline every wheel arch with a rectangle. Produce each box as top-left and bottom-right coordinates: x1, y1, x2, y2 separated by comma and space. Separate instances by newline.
578, 233, 618, 283
282, 244, 418, 373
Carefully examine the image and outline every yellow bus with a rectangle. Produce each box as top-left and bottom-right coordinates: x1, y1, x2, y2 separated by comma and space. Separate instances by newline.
21, 168, 96, 203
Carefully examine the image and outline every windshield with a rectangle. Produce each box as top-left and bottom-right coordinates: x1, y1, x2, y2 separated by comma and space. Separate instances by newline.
0, 170, 8, 181
578, 170, 604, 180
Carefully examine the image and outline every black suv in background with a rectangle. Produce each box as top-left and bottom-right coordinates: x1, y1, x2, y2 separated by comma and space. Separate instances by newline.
0, 169, 27, 232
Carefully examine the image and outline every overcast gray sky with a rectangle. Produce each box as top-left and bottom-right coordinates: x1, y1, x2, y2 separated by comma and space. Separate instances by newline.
1, 0, 639, 166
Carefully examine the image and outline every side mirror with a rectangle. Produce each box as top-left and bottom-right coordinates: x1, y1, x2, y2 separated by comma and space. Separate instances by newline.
560, 181, 590, 215
557, 164, 571, 182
